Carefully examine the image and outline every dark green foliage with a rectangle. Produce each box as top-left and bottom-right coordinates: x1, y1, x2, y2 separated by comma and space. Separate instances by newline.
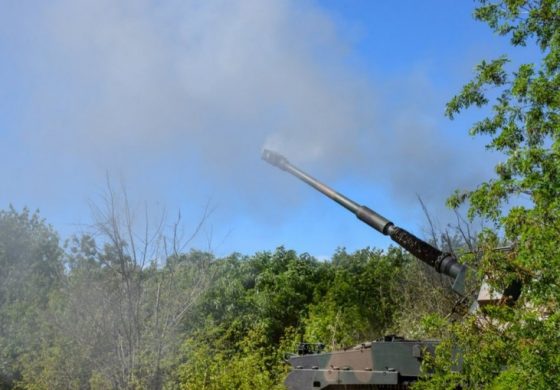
178, 324, 291, 390
446, 0, 560, 224
176, 247, 428, 388
183, 248, 328, 356
303, 248, 407, 348
422, 0, 560, 388
0, 207, 62, 389
175, 250, 294, 388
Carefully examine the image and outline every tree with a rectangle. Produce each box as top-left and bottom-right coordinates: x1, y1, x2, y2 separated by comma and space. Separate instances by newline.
16, 184, 212, 389
177, 248, 327, 389
0, 207, 63, 388
178, 324, 289, 390
303, 248, 407, 349
421, 0, 560, 387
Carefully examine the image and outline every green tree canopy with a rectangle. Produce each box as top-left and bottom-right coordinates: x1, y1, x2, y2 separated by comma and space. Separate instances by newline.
422, 1, 560, 388
0, 207, 63, 388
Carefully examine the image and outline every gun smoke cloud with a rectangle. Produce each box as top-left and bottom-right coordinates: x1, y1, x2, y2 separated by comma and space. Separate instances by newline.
1, 0, 493, 253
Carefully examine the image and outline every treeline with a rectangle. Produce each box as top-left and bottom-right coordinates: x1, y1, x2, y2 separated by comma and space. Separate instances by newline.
0, 206, 459, 389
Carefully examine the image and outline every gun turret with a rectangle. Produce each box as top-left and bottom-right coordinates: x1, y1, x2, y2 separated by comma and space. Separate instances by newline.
262, 149, 467, 295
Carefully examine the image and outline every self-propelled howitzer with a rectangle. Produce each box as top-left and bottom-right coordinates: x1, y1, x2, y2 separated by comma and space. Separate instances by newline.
262, 149, 467, 295
262, 149, 466, 389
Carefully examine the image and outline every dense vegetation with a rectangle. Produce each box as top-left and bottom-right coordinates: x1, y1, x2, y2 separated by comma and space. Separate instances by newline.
418, 0, 560, 388
0, 206, 460, 389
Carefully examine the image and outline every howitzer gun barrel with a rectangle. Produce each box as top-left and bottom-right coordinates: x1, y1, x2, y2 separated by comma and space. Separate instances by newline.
262, 149, 466, 295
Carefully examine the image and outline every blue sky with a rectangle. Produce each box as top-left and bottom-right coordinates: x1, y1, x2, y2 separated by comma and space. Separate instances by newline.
0, 1, 533, 259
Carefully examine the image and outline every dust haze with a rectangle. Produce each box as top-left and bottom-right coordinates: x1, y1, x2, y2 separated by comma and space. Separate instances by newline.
1, 0, 492, 249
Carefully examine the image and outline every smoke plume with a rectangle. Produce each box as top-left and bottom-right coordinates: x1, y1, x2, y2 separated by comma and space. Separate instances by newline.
0, 0, 493, 253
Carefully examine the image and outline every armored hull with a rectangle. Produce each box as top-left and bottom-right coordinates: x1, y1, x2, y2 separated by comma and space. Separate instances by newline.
285, 338, 438, 389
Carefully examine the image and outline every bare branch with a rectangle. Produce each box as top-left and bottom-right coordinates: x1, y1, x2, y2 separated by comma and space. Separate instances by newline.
416, 194, 438, 246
